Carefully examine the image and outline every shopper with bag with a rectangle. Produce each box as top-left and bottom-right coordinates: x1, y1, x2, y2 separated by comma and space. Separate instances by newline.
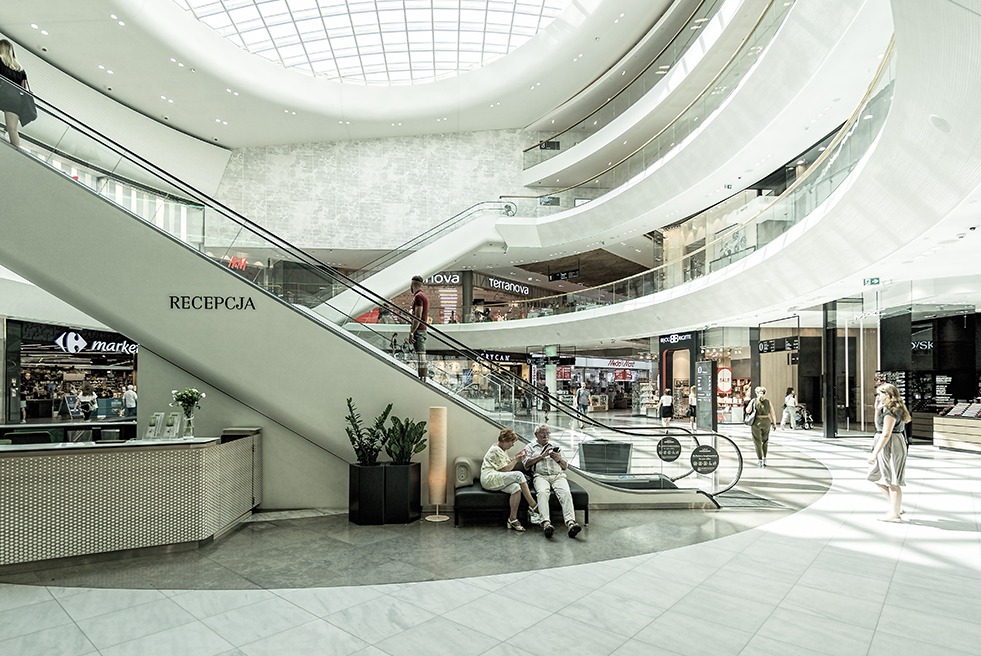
0, 40, 36, 148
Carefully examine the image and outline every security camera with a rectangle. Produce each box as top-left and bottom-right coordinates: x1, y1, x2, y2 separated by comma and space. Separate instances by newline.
971, 226, 977, 231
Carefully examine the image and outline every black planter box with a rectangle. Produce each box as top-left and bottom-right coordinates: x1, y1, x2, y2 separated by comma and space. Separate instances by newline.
383, 462, 421, 524
349, 463, 385, 525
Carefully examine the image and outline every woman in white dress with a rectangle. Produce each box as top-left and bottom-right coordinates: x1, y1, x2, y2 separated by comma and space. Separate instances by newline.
481, 429, 541, 531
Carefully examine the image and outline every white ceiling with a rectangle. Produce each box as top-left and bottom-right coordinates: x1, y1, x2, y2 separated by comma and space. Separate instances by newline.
0, 0, 677, 147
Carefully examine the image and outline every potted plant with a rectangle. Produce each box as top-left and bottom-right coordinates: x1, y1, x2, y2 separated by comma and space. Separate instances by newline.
345, 398, 392, 525
382, 416, 428, 523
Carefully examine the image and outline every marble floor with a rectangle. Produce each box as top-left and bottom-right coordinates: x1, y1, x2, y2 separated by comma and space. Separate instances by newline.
1, 426, 978, 655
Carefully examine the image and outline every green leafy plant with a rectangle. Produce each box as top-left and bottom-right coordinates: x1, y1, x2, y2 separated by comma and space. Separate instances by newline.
384, 415, 428, 465
344, 398, 392, 465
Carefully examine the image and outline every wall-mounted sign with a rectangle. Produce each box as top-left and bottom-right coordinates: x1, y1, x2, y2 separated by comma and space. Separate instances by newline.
228, 256, 248, 271
911, 340, 933, 351
53, 331, 139, 355
169, 295, 256, 310
20, 322, 139, 355
485, 277, 530, 296
478, 351, 524, 363
864, 277, 881, 286
660, 333, 694, 346
426, 272, 461, 285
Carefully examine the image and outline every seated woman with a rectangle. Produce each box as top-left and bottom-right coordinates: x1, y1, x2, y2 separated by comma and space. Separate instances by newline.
480, 429, 542, 531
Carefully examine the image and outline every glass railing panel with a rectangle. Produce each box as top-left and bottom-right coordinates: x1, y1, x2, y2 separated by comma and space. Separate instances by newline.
522, 0, 729, 168
515, 0, 794, 213
503, 43, 895, 321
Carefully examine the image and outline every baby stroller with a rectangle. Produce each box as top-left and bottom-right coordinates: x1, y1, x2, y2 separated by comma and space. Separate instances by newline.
793, 404, 814, 430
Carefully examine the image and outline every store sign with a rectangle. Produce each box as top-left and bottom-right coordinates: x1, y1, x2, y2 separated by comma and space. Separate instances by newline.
479, 351, 524, 363
426, 272, 461, 285
717, 367, 733, 393
575, 357, 647, 369
54, 331, 139, 355
169, 295, 256, 310
228, 256, 248, 271
486, 277, 531, 296
911, 340, 933, 351
660, 333, 694, 346
556, 366, 573, 380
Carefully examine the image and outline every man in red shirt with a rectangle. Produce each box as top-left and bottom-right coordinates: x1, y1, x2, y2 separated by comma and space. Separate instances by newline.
409, 275, 429, 381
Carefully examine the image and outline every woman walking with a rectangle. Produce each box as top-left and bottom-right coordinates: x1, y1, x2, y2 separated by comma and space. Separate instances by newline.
868, 383, 910, 522
748, 386, 777, 468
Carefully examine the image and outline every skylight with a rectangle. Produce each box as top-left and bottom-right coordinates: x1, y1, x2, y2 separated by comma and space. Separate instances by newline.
171, 0, 571, 86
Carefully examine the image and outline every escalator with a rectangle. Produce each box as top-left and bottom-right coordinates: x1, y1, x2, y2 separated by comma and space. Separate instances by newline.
1, 83, 742, 511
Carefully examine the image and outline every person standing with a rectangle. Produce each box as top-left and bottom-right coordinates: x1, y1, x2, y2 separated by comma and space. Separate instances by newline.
867, 383, 910, 522
540, 384, 551, 422
575, 384, 590, 429
523, 425, 582, 539
75, 383, 98, 421
0, 40, 35, 148
779, 387, 798, 430
687, 387, 697, 430
408, 275, 429, 381
749, 386, 777, 468
121, 385, 138, 417
657, 388, 673, 427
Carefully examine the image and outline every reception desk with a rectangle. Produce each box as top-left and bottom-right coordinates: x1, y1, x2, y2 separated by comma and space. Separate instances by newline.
0, 429, 261, 567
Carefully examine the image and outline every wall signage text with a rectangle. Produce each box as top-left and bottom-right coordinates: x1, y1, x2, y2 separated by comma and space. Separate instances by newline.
169, 296, 256, 310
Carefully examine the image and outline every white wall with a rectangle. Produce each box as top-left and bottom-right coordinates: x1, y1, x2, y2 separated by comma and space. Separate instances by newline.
215, 130, 535, 249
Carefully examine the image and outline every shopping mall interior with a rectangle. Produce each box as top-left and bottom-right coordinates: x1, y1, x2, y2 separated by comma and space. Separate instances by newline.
2, 0, 981, 654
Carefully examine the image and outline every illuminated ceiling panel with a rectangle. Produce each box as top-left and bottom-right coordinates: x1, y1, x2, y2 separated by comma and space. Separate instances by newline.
172, 0, 571, 85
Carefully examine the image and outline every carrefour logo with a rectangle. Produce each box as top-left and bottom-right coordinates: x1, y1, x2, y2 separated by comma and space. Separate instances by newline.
54, 331, 139, 355
55, 331, 88, 353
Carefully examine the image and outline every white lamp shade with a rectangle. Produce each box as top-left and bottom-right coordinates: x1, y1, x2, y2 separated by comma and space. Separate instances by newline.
428, 406, 447, 505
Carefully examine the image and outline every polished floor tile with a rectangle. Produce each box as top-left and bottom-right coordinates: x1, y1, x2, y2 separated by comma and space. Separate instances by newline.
0, 427, 979, 656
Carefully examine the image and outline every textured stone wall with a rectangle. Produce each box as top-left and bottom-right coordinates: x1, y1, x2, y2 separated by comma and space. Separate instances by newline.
214, 130, 536, 250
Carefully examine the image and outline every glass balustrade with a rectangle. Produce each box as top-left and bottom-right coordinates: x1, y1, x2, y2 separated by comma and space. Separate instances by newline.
503, 45, 896, 320
514, 0, 795, 212
522, 0, 729, 168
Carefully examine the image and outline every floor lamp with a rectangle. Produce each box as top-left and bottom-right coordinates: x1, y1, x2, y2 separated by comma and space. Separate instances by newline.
426, 406, 449, 522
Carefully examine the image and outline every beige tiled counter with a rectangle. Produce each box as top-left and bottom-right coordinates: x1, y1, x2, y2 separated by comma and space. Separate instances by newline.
0, 432, 261, 567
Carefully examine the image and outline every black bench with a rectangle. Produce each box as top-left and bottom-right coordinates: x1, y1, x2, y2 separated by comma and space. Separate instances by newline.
452, 457, 589, 527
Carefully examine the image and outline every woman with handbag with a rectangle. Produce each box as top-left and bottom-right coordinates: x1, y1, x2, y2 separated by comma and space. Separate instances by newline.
0, 40, 36, 148
748, 386, 777, 468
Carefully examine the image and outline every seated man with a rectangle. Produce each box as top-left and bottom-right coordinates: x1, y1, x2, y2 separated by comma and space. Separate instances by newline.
522, 425, 583, 539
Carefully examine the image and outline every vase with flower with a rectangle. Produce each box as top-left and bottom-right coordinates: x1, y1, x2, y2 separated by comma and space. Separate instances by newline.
171, 388, 206, 438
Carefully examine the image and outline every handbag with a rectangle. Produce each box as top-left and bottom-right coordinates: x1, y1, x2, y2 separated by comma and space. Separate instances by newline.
743, 400, 757, 425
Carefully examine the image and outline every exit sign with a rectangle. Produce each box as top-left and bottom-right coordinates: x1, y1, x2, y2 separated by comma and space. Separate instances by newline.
864, 277, 881, 286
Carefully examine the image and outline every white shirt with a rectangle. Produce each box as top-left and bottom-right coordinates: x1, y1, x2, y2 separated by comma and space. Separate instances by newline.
660, 393, 673, 407
688, 391, 697, 406
122, 389, 138, 408
523, 441, 566, 477
785, 394, 797, 408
